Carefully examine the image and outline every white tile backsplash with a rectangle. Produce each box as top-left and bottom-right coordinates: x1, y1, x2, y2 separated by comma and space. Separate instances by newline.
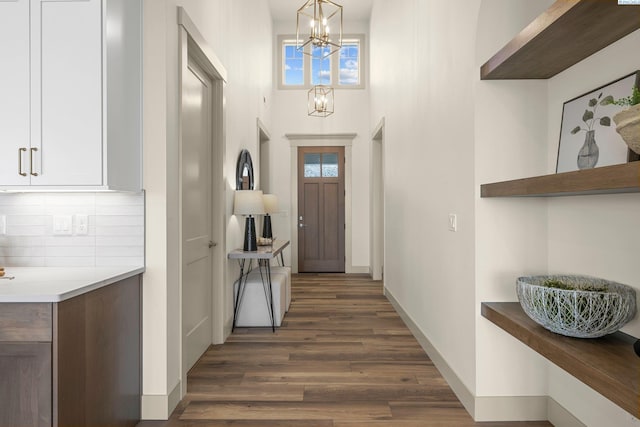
0, 192, 144, 267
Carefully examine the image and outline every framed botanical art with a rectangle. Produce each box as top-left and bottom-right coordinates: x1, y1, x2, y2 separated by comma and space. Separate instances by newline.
556, 71, 640, 173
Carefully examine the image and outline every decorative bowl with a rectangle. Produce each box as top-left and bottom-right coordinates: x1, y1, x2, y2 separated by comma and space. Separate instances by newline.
613, 104, 640, 155
516, 275, 636, 338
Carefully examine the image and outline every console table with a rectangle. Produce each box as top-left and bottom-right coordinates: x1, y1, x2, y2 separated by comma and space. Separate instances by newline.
228, 240, 289, 332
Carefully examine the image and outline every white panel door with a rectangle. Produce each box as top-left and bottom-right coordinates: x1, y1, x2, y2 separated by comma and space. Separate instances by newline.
0, 0, 30, 185
32, 0, 102, 185
182, 58, 214, 377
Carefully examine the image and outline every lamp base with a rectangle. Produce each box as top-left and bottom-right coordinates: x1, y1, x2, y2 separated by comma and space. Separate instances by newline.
243, 216, 257, 252
262, 214, 272, 239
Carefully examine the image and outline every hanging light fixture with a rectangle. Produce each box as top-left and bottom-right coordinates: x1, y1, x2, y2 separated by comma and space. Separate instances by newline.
308, 85, 334, 117
296, 0, 343, 59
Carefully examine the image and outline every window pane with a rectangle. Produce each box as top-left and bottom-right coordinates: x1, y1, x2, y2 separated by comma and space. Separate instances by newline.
284, 43, 304, 85
304, 153, 321, 177
311, 46, 331, 85
322, 153, 338, 177
339, 41, 359, 85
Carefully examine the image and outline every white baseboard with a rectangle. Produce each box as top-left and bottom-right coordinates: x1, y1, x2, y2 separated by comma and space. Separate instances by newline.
548, 397, 587, 427
141, 380, 181, 420
474, 395, 547, 422
347, 265, 370, 274
384, 286, 580, 424
384, 287, 476, 415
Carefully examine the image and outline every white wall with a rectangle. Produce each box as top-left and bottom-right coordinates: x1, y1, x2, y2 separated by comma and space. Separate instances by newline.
268, 20, 371, 271
369, 0, 480, 398
0, 192, 144, 267
142, 0, 272, 418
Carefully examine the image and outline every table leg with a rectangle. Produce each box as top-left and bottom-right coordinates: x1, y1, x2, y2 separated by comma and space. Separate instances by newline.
266, 261, 275, 332
232, 259, 250, 332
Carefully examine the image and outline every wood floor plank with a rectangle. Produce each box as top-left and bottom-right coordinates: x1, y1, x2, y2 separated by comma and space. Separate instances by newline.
137, 274, 551, 427
185, 385, 304, 401
180, 401, 392, 421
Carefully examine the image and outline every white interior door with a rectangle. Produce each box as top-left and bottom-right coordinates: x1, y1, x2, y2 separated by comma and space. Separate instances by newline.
182, 57, 214, 377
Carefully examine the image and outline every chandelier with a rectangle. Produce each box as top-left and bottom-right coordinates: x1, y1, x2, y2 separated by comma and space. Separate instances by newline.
308, 85, 334, 117
296, 0, 343, 59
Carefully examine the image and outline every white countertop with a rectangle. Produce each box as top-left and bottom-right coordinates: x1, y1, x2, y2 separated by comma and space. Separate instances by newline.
0, 266, 145, 303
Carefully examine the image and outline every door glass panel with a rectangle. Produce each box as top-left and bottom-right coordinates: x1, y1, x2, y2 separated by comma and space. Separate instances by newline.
304, 153, 321, 177
322, 153, 338, 177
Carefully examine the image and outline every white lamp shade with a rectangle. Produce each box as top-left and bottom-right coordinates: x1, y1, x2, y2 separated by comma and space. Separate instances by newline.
234, 190, 264, 215
263, 194, 279, 214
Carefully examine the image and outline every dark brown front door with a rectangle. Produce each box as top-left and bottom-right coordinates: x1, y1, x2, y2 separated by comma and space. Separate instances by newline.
298, 146, 345, 272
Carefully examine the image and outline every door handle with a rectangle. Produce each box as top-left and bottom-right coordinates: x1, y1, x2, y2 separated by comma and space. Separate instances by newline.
208, 241, 217, 248
18, 148, 27, 176
30, 147, 39, 176
299, 223, 306, 228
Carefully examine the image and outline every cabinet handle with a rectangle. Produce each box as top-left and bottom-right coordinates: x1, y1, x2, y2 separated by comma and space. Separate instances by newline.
18, 148, 27, 176
30, 147, 39, 176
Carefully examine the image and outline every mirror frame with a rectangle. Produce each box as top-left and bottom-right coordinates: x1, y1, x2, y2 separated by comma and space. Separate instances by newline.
235, 149, 255, 190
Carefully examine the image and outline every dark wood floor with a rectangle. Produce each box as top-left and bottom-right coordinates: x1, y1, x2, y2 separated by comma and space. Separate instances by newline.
138, 274, 552, 427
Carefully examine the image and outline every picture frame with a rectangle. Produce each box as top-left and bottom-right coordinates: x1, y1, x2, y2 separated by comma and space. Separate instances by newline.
556, 71, 640, 173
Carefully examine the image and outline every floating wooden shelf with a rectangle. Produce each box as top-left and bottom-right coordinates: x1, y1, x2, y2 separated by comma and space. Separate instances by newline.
481, 302, 639, 418
480, 162, 640, 197
481, 0, 640, 80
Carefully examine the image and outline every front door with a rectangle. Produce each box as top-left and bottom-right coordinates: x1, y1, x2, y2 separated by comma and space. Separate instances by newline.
298, 146, 345, 272
182, 57, 214, 378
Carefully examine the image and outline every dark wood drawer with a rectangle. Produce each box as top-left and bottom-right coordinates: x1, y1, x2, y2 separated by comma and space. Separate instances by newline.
0, 303, 52, 342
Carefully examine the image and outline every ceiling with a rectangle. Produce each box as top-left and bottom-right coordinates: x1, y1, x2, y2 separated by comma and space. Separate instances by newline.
268, 0, 374, 23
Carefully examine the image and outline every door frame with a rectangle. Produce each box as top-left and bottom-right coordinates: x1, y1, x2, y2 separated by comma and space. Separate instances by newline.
257, 118, 271, 193
370, 118, 385, 281
178, 8, 227, 398
286, 133, 358, 274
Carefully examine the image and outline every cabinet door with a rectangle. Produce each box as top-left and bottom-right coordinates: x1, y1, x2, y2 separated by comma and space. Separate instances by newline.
0, 0, 30, 186
0, 343, 52, 427
31, 0, 103, 186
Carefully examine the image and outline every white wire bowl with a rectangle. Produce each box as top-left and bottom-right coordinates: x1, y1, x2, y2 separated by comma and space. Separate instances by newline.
516, 275, 636, 338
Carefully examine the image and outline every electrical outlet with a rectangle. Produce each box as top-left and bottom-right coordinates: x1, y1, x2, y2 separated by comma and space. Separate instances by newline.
75, 214, 89, 235
448, 214, 457, 232
53, 215, 73, 236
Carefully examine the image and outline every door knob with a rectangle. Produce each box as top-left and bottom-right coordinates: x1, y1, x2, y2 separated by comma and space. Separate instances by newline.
208, 241, 217, 248
299, 216, 303, 221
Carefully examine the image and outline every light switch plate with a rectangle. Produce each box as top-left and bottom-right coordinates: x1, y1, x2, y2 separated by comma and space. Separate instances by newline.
0, 215, 6, 235
53, 215, 73, 236
448, 214, 457, 232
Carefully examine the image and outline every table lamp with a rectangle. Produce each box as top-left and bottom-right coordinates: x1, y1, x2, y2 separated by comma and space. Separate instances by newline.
262, 194, 279, 239
234, 190, 264, 251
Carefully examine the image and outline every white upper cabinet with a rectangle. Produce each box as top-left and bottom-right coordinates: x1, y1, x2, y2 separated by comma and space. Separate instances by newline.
0, 0, 30, 186
0, 0, 142, 191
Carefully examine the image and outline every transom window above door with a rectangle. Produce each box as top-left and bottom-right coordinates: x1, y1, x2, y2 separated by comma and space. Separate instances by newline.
278, 35, 365, 89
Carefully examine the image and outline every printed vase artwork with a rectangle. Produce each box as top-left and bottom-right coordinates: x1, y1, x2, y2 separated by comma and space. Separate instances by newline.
577, 130, 599, 169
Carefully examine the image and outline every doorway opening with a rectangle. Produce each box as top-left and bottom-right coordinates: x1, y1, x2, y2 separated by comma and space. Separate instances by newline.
370, 118, 385, 280
286, 133, 357, 274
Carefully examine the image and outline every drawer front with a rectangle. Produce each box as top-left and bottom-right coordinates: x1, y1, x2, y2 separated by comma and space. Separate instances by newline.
0, 303, 52, 342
